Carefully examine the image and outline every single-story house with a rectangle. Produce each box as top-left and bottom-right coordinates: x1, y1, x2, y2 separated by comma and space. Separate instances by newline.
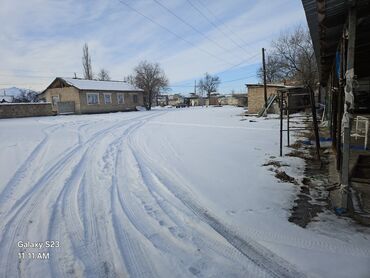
157, 95, 169, 106
219, 93, 248, 107
168, 94, 184, 107
246, 84, 286, 114
185, 93, 205, 106
39, 77, 144, 114
205, 93, 221, 106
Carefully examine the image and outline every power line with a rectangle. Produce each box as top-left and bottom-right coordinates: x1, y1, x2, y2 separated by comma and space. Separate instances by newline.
152, 0, 236, 58
221, 73, 257, 83
169, 73, 257, 87
117, 0, 235, 67
217, 52, 260, 74
185, 0, 250, 56
194, 0, 255, 50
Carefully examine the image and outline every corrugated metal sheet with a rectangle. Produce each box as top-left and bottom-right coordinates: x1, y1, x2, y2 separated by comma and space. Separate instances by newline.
62, 78, 143, 92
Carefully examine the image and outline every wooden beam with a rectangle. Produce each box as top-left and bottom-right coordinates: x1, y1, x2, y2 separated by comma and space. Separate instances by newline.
341, 4, 357, 209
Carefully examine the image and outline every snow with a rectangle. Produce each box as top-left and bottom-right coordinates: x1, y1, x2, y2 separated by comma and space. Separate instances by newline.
60, 77, 143, 92
0, 106, 369, 277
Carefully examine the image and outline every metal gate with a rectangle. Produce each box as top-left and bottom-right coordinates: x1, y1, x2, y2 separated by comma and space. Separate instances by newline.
57, 101, 75, 114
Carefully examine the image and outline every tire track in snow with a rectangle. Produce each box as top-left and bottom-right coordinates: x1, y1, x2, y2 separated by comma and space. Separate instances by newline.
109, 115, 172, 278
0, 124, 61, 210
143, 128, 370, 258
0, 111, 163, 277
46, 112, 167, 277
122, 127, 266, 275
0, 112, 155, 222
123, 142, 269, 277
127, 125, 307, 278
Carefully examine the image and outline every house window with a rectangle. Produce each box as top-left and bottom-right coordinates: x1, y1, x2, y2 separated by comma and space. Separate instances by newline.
51, 95, 59, 106
87, 93, 99, 105
117, 93, 124, 104
104, 93, 112, 104
133, 94, 138, 104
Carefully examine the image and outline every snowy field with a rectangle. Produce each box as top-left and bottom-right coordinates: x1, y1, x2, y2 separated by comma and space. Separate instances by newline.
0, 106, 369, 278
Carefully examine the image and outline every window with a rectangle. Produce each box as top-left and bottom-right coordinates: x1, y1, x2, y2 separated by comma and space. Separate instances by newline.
133, 94, 138, 104
104, 93, 112, 104
87, 93, 99, 105
51, 96, 59, 106
117, 93, 124, 104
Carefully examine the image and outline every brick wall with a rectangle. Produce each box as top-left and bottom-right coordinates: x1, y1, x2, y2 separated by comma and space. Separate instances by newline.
39, 87, 80, 113
0, 103, 54, 119
79, 91, 144, 114
247, 86, 282, 114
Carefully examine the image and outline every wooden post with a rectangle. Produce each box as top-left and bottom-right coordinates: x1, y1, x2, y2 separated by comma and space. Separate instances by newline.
280, 91, 283, 156
309, 86, 321, 161
341, 4, 357, 209
287, 93, 290, 146
262, 48, 268, 109
337, 34, 345, 171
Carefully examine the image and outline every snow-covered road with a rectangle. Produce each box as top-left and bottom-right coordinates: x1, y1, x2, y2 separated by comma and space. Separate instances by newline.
0, 107, 369, 278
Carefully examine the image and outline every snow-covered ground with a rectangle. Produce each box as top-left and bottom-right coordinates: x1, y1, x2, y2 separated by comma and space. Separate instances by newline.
0, 106, 369, 278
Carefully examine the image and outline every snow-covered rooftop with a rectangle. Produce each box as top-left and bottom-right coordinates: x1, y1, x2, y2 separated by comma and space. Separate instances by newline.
61, 78, 143, 92
0, 96, 14, 102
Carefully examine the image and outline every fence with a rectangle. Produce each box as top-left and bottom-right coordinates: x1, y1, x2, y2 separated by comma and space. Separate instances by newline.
0, 103, 54, 119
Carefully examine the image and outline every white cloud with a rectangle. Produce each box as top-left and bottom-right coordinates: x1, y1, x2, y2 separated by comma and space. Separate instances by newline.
0, 0, 307, 91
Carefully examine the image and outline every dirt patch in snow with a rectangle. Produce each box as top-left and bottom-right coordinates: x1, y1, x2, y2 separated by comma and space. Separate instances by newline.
262, 160, 288, 168
286, 128, 331, 228
274, 170, 299, 185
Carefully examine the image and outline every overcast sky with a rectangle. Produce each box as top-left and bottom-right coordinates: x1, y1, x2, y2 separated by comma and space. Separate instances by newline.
0, 0, 307, 93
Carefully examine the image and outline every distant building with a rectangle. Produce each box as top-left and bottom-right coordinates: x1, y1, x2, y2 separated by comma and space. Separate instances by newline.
205, 93, 221, 106
246, 84, 286, 114
0, 96, 14, 103
219, 94, 247, 107
0, 90, 14, 103
157, 95, 169, 106
39, 77, 144, 114
168, 94, 184, 106
185, 93, 205, 106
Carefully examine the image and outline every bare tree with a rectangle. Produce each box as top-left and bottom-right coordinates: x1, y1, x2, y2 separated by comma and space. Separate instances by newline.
257, 55, 284, 83
97, 69, 111, 81
198, 73, 220, 100
13, 89, 38, 103
123, 74, 135, 85
259, 26, 318, 87
82, 43, 93, 80
126, 61, 168, 110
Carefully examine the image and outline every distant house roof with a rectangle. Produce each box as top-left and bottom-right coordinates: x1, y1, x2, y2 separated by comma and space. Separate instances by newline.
0, 96, 14, 103
42, 77, 143, 93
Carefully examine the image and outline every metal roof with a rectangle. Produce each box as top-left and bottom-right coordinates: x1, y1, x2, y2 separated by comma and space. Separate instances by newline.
42, 77, 143, 93
62, 78, 143, 92
301, 0, 370, 84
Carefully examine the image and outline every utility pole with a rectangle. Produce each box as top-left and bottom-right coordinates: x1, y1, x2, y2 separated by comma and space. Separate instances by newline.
262, 48, 268, 108
194, 80, 197, 95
